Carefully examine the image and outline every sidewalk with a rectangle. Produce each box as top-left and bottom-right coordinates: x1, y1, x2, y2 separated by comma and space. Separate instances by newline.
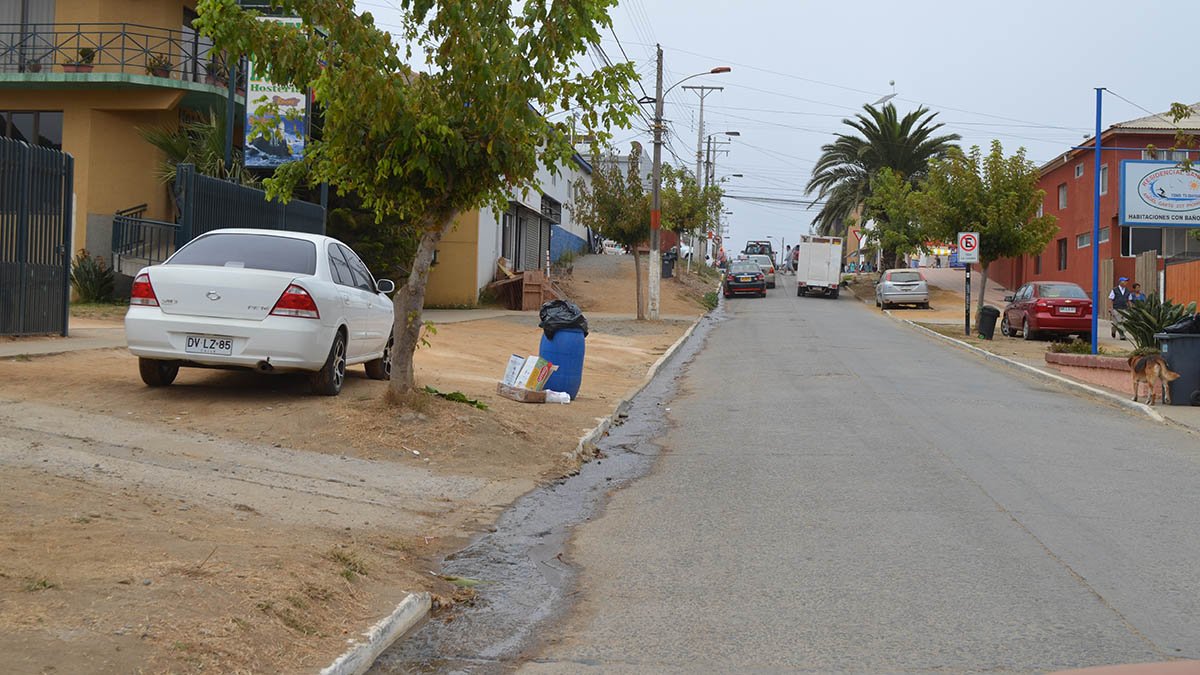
2, 308, 700, 360
893, 268, 1200, 433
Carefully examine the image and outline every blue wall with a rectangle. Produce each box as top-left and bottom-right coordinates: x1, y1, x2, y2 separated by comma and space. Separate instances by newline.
551, 225, 588, 262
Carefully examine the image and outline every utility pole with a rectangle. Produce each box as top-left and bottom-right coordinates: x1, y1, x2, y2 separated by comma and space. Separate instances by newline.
684, 84, 722, 266
648, 44, 664, 321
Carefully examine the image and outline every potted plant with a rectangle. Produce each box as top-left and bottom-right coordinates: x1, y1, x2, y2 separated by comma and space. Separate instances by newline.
24, 56, 42, 73
204, 58, 228, 86
147, 54, 172, 77
64, 47, 96, 73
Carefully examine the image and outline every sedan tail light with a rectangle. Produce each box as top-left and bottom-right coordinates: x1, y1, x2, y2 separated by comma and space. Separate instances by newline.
270, 284, 320, 319
755, 273, 764, 280
130, 273, 158, 307
726, 274, 736, 281
1035, 300, 1051, 310
768, 267, 775, 274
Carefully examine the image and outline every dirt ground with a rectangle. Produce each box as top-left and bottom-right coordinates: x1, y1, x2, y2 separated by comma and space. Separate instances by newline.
0, 256, 701, 674
555, 252, 717, 316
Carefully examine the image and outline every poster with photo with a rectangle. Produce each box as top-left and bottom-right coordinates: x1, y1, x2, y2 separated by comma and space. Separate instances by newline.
244, 16, 306, 168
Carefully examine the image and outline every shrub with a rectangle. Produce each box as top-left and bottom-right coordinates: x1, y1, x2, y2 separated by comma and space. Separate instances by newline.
1048, 339, 1094, 354
702, 291, 718, 311
1116, 295, 1197, 351
70, 250, 114, 302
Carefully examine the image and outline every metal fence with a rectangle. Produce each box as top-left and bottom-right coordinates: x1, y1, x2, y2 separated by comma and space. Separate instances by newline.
0, 22, 245, 88
175, 164, 325, 247
0, 137, 73, 336
111, 203, 177, 276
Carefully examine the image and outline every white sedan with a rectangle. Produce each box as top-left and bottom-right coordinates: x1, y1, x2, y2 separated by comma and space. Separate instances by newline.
124, 229, 396, 396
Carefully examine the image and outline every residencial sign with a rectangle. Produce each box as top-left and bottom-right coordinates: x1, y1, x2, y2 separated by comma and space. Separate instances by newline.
245, 16, 307, 168
956, 231, 979, 264
1120, 160, 1200, 227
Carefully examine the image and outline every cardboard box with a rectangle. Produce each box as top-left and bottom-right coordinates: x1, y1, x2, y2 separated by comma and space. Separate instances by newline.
502, 354, 525, 386
496, 382, 547, 403
514, 356, 556, 391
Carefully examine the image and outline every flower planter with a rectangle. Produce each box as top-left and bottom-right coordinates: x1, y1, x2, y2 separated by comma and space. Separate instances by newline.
150, 67, 171, 78
25, 63, 42, 73
63, 64, 94, 73
204, 74, 228, 87
1044, 351, 1131, 393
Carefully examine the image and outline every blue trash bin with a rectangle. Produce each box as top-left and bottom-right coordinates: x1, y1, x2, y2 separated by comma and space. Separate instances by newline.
539, 328, 586, 400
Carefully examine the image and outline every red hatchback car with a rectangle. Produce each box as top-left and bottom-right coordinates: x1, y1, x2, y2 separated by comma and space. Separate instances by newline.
1000, 281, 1093, 341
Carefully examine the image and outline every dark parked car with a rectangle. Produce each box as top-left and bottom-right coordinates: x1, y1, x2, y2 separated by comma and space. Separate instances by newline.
723, 260, 766, 298
1000, 282, 1093, 341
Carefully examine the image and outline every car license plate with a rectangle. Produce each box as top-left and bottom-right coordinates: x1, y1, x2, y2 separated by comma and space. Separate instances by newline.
185, 334, 233, 355
739, 276, 751, 282
1059, 306, 1077, 314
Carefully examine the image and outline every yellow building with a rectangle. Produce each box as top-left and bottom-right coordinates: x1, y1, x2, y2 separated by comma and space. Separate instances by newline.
0, 0, 240, 258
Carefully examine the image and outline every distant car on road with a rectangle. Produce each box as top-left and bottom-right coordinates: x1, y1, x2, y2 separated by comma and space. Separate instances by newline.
124, 229, 396, 396
747, 254, 776, 288
603, 239, 626, 255
722, 260, 766, 298
1000, 281, 1093, 341
875, 269, 930, 309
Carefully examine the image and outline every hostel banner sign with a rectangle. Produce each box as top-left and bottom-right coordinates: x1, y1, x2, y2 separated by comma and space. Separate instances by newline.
244, 16, 306, 168
1120, 160, 1200, 227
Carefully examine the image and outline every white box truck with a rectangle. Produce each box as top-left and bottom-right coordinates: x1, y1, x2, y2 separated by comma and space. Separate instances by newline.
796, 235, 843, 298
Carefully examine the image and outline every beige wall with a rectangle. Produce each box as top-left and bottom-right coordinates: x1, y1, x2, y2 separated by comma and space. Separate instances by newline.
425, 210, 482, 307
3, 88, 182, 253
56, 0, 196, 26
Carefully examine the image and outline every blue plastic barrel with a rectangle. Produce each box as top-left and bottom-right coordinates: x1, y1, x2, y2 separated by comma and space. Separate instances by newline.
539, 328, 586, 399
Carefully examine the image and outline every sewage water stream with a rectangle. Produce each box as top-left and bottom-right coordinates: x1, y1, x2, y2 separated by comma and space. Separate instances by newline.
369, 310, 721, 673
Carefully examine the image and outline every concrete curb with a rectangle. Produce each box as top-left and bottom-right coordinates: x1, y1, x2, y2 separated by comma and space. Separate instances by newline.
563, 309, 708, 465
892, 312, 1165, 424
320, 592, 432, 675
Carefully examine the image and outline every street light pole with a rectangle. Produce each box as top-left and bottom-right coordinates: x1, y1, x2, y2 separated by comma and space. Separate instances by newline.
647, 59, 731, 319
649, 44, 665, 320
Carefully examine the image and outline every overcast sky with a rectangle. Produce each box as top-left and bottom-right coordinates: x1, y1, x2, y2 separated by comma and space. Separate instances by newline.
355, 0, 1193, 252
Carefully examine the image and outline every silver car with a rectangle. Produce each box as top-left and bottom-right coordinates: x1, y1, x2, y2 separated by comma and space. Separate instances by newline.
875, 269, 930, 309
747, 254, 777, 288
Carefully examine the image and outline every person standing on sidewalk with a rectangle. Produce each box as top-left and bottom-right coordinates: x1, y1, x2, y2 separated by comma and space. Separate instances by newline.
1109, 276, 1131, 339
1130, 282, 1147, 303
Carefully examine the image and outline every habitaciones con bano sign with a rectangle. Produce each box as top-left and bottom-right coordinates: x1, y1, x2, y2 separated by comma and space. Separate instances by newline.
1120, 160, 1200, 227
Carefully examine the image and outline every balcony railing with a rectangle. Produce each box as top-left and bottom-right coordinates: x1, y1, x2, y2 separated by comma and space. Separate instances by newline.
0, 23, 245, 89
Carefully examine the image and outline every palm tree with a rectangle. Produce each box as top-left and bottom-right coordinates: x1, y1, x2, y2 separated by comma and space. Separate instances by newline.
806, 104, 959, 236
138, 103, 257, 186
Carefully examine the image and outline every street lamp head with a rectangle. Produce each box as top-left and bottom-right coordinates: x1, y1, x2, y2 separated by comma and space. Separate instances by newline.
724, 131, 740, 137
730, 173, 743, 177
710, 66, 732, 74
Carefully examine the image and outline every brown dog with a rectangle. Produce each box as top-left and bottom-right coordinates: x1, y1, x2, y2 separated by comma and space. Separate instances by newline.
1129, 354, 1181, 405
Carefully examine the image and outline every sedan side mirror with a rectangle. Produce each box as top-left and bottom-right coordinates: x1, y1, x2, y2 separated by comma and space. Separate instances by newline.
1003, 295, 1014, 302
376, 279, 396, 294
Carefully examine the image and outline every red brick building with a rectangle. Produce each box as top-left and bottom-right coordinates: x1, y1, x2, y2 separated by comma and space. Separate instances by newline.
989, 105, 1200, 299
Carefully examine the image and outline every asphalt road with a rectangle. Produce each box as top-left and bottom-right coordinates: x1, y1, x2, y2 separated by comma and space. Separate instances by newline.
519, 283, 1200, 673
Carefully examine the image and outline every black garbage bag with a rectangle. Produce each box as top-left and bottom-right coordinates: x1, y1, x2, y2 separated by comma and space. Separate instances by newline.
539, 299, 588, 339
1164, 314, 1200, 334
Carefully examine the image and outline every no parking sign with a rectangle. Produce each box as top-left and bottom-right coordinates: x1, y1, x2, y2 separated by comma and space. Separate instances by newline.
957, 232, 980, 264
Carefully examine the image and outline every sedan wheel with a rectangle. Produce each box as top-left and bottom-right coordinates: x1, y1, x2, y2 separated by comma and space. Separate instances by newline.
1000, 316, 1012, 337
138, 358, 179, 387
311, 331, 347, 396
1022, 318, 1036, 341
365, 331, 393, 380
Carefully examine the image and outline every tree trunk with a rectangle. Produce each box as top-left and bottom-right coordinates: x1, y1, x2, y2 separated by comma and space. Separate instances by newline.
974, 260, 991, 326
631, 248, 645, 320
388, 215, 451, 400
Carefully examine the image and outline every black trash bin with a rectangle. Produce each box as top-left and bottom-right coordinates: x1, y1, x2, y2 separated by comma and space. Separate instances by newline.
977, 305, 1001, 340
661, 250, 677, 279
1155, 332, 1200, 405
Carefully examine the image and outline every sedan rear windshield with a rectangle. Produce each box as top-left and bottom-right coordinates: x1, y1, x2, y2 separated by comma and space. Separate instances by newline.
168, 233, 317, 275
729, 262, 760, 274
888, 271, 924, 282
1039, 284, 1088, 299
